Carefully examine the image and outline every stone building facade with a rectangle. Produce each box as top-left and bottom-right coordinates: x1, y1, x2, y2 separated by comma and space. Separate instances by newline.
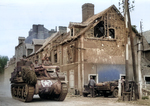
26, 4, 137, 94
13, 3, 150, 96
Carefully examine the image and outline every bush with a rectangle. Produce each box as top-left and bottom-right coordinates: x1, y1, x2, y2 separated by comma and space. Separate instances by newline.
142, 96, 149, 100
0, 55, 9, 73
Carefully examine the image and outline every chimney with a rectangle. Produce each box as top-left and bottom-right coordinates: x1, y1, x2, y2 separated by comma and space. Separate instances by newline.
82, 3, 94, 22
33, 24, 38, 33
37, 24, 44, 32
18, 37, 25, 44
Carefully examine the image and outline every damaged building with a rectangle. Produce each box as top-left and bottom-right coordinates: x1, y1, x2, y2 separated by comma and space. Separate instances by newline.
61, 4, 128, 93
27, 3, 133, 94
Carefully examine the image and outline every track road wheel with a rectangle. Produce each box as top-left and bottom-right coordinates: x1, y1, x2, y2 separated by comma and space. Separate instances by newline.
54, 83, 68, 101
112, 89, 118, 98
11, 84, 34, 102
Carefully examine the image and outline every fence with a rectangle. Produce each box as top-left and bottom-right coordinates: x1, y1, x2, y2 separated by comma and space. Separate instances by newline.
142, 84, 150, 96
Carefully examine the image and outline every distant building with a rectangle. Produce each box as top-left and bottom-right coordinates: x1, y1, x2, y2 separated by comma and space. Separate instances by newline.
25, 44, 33, 56
142, 30, 150, 84
25, 24, 57, 44
15, 37, 26, 62
15, 24, 57, 62
32, 39, 45, 54
27, 26, 67, 63
143, 30, 150, 44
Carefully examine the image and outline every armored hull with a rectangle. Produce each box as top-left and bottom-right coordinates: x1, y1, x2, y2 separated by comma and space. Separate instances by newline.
10, 59, 68, 102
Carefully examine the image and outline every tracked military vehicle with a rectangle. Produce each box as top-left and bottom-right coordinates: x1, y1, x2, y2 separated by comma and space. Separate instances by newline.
10, 59, 68, 102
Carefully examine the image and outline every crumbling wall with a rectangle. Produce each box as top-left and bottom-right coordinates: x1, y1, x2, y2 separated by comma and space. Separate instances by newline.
84, 39, 125, 64
82, 8, 128, 84
74, 27, 84, 36
85, 27, 94, 37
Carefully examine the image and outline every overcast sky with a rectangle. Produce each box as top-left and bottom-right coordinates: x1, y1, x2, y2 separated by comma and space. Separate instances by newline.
0, 0, 150, 59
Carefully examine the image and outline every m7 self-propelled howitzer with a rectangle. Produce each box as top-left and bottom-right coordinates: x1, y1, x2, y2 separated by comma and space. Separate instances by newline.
10, 59, 68, 102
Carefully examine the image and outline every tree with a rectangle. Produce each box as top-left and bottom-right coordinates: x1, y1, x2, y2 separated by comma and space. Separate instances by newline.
0, 55, 9, 73
132, 25, 138, 34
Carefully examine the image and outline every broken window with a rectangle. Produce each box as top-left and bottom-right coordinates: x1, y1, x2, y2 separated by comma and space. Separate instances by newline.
109, 29, 115, 38
94, 21, 105, 38
71, 28, 73, 36
145, 77, 150, 84
54, 50, 57, 63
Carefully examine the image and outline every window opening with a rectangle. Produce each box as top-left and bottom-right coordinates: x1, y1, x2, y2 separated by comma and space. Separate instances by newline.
54, 50, 57, 63
94, 21, 105, 38
145, 77, 150, 84
88, 74, 98, 83
71, 28, 73, 36
109, 29, 115, 38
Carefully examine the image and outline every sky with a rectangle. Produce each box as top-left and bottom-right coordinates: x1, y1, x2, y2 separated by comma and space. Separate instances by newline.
0, 0, 150, 59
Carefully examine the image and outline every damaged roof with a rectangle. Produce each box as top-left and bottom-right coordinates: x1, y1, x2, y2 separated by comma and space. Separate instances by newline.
68, 22, 88, 28
61, 5, 123, 44
69, 5, 123, 28
83, 5, 123, 24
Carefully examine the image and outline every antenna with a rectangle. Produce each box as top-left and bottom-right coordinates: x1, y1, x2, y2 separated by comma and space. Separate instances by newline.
118, 0, 135, 15
140, 20, 143, 36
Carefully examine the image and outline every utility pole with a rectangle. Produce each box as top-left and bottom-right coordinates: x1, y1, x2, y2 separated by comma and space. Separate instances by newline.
137, 21, 143, 99
119, 0, 139, 100
124, 0, 129, 93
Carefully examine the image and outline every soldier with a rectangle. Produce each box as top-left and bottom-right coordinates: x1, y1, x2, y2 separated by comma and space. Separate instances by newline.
121, 76, 125, 93
56, 67, 60, 72
43, 57, 52, 66
34, 60, 39, 67
88, 76, 96, 97
29, 62, 35, 71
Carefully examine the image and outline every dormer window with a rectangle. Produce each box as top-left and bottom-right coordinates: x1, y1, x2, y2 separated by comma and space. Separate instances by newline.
71, 28, 73, 36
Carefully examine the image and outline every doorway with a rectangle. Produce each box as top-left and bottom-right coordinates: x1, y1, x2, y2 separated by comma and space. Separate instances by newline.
88, 74, 98, 83
144, 75, 150, 84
